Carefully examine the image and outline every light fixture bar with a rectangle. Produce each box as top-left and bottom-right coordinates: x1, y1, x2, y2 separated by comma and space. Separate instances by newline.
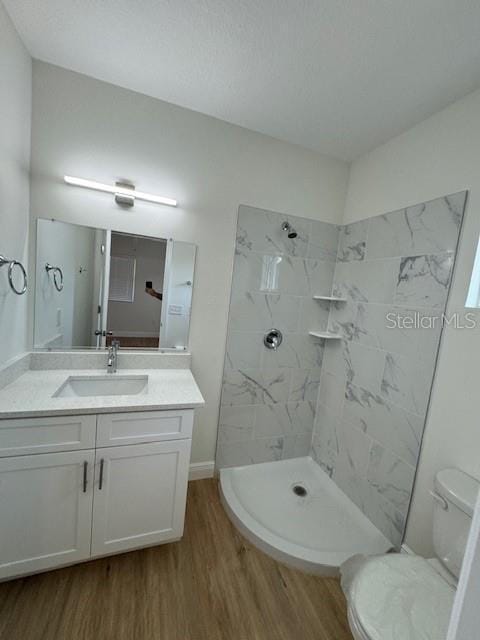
64, 175, 177, 207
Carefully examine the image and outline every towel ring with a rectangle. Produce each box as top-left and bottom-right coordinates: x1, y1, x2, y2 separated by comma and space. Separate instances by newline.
0, 255, 28, 296
45, 263, 64, 292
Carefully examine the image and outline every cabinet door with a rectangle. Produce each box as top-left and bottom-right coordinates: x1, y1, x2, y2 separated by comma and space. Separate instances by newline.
91, 440, 191, 557
0, 450, 94, 580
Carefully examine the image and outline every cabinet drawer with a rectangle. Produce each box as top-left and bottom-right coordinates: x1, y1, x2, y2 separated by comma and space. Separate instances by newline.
0, 415, 97, 458
96, 410, 193, 447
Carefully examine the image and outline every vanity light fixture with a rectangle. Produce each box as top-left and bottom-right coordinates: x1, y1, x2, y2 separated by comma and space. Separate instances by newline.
63, 176, 177, 207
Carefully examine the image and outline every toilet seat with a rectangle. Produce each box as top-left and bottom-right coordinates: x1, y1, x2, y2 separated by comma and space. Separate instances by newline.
347, 555, 455, 640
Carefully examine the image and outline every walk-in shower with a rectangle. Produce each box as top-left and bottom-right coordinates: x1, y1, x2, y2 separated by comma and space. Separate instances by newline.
217, 194, 467, 574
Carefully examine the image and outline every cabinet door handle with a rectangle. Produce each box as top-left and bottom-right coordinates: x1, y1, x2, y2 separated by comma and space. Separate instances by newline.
83, 461, 88, 493
99, 458, 105, 490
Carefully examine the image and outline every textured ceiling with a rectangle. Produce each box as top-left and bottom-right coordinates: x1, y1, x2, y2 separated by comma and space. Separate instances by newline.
5, 0, 480, 160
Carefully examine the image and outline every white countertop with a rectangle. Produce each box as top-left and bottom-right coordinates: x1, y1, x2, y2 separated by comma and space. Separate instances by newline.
0, 368, 205, 419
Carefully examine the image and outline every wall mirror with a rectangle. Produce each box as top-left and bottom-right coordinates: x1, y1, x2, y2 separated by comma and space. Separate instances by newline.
34, 218, 196, 351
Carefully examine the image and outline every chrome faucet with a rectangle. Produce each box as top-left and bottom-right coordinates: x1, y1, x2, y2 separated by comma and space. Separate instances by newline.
107, 340, 120, 373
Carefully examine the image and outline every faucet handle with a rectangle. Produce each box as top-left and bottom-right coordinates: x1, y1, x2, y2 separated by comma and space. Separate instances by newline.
264, 329, 283, 351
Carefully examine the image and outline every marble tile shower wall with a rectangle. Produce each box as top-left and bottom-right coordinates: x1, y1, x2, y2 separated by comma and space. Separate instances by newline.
310, 191, 467, 546
216, 206, 340, 468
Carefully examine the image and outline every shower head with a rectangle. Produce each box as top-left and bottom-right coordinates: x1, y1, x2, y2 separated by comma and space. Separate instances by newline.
281, 221, 298, 239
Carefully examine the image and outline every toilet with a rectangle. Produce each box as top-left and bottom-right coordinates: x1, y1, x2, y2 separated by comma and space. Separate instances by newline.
342, 468, 480, 640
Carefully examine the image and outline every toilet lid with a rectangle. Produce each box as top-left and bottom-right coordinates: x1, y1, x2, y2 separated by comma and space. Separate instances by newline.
349, 555, 455, 640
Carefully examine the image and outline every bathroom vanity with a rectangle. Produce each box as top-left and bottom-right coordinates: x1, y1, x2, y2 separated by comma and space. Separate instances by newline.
0, 354, 204, 581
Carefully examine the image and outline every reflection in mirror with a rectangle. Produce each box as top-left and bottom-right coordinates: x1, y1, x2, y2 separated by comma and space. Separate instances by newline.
34, 219, 196, 351
106, 232, 166, 348
160, 241, 196, 349
34, 219, 104, 349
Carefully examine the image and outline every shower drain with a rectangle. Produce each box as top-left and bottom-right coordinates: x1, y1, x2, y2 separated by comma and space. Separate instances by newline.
292, 484, 308, 497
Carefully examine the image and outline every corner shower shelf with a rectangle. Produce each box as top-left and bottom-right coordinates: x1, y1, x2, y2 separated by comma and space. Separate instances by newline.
309, 331, 342, 340
312, 295, 346, 302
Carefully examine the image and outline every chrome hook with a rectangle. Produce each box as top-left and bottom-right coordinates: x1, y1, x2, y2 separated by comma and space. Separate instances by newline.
45, 263, 64, 292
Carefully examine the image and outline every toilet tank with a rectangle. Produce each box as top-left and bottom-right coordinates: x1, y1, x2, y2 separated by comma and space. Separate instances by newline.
433, 468, 480, 579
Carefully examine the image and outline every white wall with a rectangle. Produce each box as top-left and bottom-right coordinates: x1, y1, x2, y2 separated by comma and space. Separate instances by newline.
0, 3, 31, 366
344, 87, 480, 556
30, 61, 349, 464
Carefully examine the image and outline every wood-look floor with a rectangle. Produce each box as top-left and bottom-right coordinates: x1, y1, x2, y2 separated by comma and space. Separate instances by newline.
0, 479, 353, 640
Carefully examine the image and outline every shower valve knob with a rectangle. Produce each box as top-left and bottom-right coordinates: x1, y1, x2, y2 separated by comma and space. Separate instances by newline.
264, 329, 283, 351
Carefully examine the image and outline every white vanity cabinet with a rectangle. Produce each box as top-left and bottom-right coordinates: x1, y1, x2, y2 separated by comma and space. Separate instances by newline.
0, 450, 95, 579
0, 409, 193, 581
91, 440, 190, 556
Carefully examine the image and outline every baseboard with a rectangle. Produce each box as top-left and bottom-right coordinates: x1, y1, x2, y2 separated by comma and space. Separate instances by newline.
189, 461, 215, 481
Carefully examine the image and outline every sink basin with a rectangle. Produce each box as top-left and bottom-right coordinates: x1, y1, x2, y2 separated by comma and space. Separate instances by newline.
53, 374, 149, 398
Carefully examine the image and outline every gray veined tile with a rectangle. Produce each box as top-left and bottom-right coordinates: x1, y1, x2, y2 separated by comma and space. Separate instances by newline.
216, 437, 285, 469
304, 258, 336, 296
221, 368, 291, 406
320, 339, 385, 395
237, 206, 310, 258
289, 368, 322, 403
230, 250, 265, 298
281, 257, 312, 295
231, 251, 309, 297
217, 405, 255, 445
262, 334, 324, 369
307, 221, 340, 261
381, 351, 434, 417
337, 220, 368, 262
333, 420, 372, 486
321, 340, 348, 379
395, 253, 454, 309
258, 255, 312, 296
229, 292, 300, 332
365, 191, 467, 260
283, 433, 313, 460
215, 442, 254, 469
327, 300, 359, 340
298, 297, 330, 334
333, 258, 400, 304
259, 368, 292, 404
353, 303, 442, 368
254, 254, 336, 297
367, 443, 416, 515
343, 341, 386, 393
329, 466, 406, 547
344, 382, 424, 467
310, 434, 337, 478
358, 479, 406, 548
221, 370, 262, 406
250, 437, 285, 463
254, 401, 315, 438
225, 331, 263, 369
318, 370, 346, 416
219, 404, 256, 428
313, 402, 340, 454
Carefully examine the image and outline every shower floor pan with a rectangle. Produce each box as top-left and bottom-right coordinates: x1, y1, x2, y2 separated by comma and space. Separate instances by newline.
220, 456, 392, 576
